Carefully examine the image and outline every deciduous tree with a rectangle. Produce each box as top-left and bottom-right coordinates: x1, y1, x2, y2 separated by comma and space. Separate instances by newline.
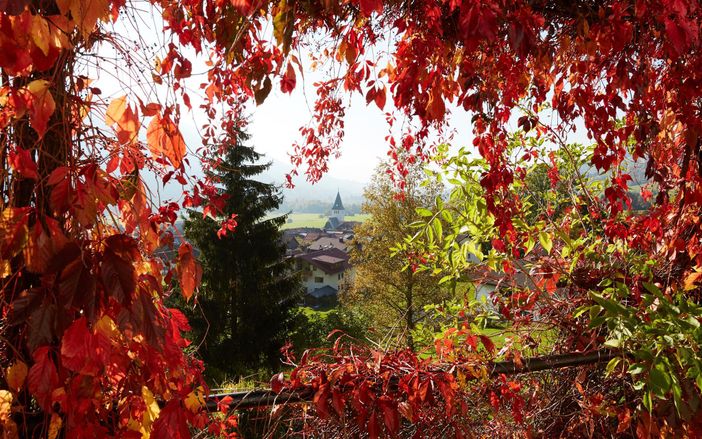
342, 160, 446, 350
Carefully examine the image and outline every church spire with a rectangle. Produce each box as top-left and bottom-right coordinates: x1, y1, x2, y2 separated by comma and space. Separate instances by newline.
332, 190, 345, 211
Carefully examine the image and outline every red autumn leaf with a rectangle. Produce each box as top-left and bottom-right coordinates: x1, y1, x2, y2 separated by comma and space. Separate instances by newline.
24, 218, 70, 274
60, 317, 89, 369
105, 95, 127, 125
216, 214, 238, 239
230, 0, 252, 15
313, 384, 331, 419
367, 411, 381, 439
0, 207, 30, 259
147, 113, 186, 168
427, 88, 445, 121
100, 234, 139, 305
174, 59, 192, 79
379, 397, 399, 436
115, 105, 140, 145
47, 166, 68, 185
489, 391, 500, 410
28, 346, 59, 410
617, 407, 632, 434
359, 0, 382, 17
217, 395, 233, 413
8, 147, 39, 180
60, 316, 103, 375
141, 102, 161, 116
58, 256, 96, 314
665, 16, 688, 56
50, 178, 71, 214
280, 63, 296, 94
374, 86, 386, 111
479, 335, 495, 355
176, 242, 202, 301
152, 400, 191, 439
28, 301, 57, 349
168, 307, 191, 333
25, 79, 56, 138
332, 389, 346, 417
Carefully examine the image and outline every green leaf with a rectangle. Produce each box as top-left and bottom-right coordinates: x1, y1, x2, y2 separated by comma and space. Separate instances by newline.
642, 391, 653, 412
605, 357, 621, 375
628, 363, 645, 375
440, 209, 453, 224
416, 208, 433, 217
572, 306, 588, 319
604, 338, 622, 349
591, 293, 629, 316
438, 275, 453, 285
589, 315, 607, 328
538, 231, 553, 254
432, 219, 443, 239
643, 282, 663, 298
649, 363, 671, 395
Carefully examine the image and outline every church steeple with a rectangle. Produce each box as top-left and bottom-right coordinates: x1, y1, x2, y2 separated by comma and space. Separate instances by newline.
332, 190, 345, 211
325, 191, 346, 230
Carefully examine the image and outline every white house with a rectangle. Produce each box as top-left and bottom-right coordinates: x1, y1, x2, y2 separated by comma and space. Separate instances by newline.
295, 247, 354, 298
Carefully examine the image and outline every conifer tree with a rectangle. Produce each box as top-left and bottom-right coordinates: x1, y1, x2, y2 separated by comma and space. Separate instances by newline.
183, 126, 301, 380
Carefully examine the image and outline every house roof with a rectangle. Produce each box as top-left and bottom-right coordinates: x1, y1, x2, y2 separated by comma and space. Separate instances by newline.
309, 285, 338, 298
313, 255, 345, 264
337, 221, 361, 231
325, 217, 341, 230
296, 247, 351, 274
308, 236, 348, 252
332, 191, 344, 210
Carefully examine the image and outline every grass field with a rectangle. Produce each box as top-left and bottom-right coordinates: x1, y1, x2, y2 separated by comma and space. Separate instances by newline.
277, 213, 370, 229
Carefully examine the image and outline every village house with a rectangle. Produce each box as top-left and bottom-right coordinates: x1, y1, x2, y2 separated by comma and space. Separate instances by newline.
295, 247, 352, 297
284, 191, 358, 306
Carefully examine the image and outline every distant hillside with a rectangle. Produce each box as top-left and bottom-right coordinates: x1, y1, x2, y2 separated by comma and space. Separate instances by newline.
582, 155, 648, 185
260, 159, 366, 214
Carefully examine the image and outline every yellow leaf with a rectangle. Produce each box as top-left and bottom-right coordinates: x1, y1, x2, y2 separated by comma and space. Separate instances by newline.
105, 95, 127, 125
25, 80, 56, 138
146, 114, 186, 168
48, 413, 62, 439
184, 386, 205, 413
58, 0, 109, 38
95, 315, 117, 339
6, 361, 28, 392
684, 271, 702, 291
31, 16, 51, 56
141, 386, 160, 436
0, 390, 13, 422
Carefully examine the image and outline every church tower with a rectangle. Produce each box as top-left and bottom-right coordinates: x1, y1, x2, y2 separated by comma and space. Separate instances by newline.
330, 191, 345, 222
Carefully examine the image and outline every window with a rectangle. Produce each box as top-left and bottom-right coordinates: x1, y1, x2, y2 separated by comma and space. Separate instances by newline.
314, 277, 323, 283
338, 273, 344, 280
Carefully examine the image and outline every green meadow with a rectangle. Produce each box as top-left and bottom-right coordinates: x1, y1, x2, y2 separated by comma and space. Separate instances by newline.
275, 213, 370, 229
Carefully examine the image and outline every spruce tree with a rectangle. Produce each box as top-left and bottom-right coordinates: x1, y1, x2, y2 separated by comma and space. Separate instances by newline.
182, 127, 301, 381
